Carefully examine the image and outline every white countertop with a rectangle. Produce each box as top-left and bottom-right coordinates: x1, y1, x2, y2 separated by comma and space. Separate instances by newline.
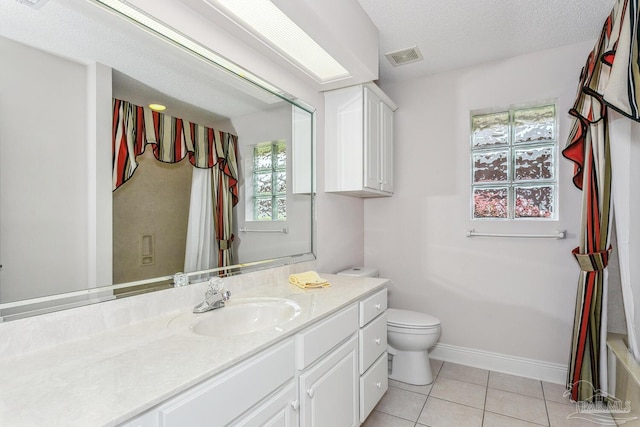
0, 273, 387, 427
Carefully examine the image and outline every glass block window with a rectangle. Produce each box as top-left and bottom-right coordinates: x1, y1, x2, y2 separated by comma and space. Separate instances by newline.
471, 104, 557, 220
253, 141, 286, 221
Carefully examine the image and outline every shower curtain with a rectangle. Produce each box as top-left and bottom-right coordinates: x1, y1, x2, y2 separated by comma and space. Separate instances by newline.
564, 0, 640, 401
608, 113, 640, 365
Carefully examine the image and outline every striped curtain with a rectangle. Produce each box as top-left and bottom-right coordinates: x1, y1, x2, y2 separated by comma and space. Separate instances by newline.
112, 98, 239, 266
563, 0, 638, 402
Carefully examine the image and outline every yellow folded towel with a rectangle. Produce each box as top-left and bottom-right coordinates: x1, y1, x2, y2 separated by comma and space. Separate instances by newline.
289, 271, 331, 289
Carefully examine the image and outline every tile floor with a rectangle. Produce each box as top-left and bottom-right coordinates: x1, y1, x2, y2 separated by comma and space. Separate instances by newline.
362, 359, 619, 427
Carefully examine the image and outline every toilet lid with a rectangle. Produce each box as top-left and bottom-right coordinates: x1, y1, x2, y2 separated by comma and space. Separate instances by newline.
387, 308, 441, 328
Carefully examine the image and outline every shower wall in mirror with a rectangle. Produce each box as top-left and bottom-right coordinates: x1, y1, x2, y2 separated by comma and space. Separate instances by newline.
0, 0, 314, 320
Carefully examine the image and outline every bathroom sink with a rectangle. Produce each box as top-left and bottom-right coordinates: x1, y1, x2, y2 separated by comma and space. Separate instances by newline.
190, 297, 302, 337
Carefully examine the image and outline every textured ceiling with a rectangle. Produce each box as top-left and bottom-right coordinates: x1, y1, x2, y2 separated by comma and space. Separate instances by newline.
357, 0, 616, 84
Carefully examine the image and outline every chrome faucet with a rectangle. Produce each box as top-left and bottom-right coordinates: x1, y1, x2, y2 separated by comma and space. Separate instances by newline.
193, 278, 231, 314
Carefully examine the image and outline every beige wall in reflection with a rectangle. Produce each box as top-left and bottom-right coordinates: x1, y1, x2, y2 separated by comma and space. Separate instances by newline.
113, 150, 192, 284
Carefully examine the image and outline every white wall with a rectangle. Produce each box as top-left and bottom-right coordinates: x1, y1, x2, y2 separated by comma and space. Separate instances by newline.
367, 41, 595, 365
0, 37, 89, 302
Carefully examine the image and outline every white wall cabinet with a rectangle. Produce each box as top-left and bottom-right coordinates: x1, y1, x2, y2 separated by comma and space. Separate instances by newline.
121, 290, 387, 427
325, 83, 397, 197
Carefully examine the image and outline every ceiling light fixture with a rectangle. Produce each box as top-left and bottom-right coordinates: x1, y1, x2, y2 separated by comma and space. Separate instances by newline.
91, 0, 285, 96
206, 0, 350, 83
148, 103, 166, 112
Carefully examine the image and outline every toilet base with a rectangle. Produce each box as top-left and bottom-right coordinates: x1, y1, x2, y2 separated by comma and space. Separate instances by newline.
388, 349, 434, 385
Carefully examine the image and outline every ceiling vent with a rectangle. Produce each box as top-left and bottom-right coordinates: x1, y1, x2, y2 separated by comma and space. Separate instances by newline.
385, 46, 423, 67
15, 0, 49, 8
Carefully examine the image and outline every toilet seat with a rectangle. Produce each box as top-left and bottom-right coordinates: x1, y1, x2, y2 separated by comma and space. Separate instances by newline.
387, 308, 440, 329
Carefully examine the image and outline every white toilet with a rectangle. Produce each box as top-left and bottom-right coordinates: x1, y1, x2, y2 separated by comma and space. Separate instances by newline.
387, 308, 441, 385
336, 267, 442, 386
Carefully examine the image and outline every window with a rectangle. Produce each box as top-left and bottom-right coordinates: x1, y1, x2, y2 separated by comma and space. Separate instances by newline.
471, 104, 557, 220
252, 140, 286, 221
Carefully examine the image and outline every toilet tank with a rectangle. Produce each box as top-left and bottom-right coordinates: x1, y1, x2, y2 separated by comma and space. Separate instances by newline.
336, 266, 379, 277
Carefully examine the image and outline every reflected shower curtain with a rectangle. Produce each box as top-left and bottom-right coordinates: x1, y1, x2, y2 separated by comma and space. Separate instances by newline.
211, 132, 239, 268
184, 168, 216, 272
182, 126, 239, 270
112, 99, 239, 268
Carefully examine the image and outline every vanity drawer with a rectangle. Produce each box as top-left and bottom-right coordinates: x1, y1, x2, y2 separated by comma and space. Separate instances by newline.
359, 288, 387, 327
296, 304, 358, 370
157, 339, 295, 427
359, 311, 387, 374
359, 352, 389, 423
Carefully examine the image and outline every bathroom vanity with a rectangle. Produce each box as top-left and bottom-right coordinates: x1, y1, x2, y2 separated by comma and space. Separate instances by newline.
124, 287, 388, 426
0, 272, 388, 426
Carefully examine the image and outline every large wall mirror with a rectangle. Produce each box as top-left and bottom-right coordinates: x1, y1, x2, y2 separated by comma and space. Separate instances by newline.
0, 0, 315, 321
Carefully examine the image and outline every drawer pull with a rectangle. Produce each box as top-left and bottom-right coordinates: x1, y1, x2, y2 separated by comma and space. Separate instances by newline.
307, 388, 314, 398
376, 382, 382, 389
290, 400, 299, 411
375, 338, 381, 345
375, 303, 381, 310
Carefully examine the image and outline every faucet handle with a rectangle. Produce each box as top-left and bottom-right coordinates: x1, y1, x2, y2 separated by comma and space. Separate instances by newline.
173, 272, 189, 288
209, 277, 224, 293
204, 278, 225, 305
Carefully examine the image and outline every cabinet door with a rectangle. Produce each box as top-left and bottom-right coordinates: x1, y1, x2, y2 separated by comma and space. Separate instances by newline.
231, 382, 299, 427
299, 335, 358, 427
380, 102, 394, 193
363, 87, 381, 191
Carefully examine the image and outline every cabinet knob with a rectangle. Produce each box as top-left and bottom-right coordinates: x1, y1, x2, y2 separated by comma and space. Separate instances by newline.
290, 400, 299, 411
375, 303, 381, 310
307, 388, 314, 398
375, 338, 381, 345
376, 382, 382, 389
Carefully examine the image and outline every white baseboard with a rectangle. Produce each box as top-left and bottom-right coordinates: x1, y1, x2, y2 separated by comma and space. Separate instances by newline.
430, 343, 567, 385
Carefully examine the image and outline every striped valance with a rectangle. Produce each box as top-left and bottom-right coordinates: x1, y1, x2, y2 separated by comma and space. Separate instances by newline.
112, 98, 239, 202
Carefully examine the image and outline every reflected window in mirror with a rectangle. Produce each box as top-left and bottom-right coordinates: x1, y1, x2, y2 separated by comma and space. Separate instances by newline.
251, 140, 287, 221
